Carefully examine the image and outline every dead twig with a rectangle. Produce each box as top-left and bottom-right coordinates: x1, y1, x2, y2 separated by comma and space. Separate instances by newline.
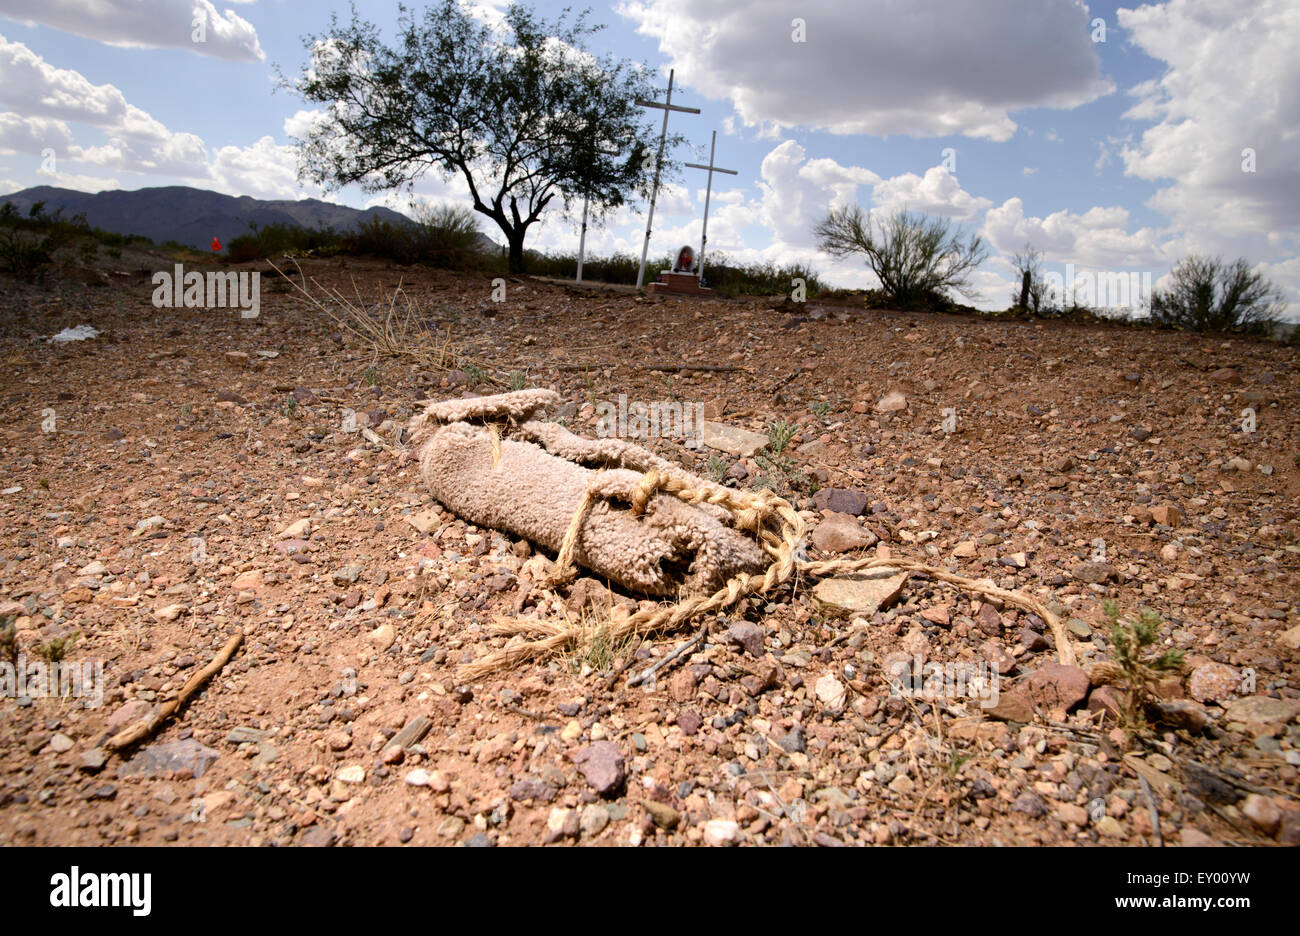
627, 626, 708, 688
106, 632, 243, 752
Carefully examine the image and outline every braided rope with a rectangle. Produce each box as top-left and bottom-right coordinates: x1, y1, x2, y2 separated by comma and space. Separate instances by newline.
461, 467, 1078, 680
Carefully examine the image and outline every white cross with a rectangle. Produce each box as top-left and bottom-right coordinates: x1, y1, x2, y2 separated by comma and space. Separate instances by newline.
684, 130, 737, 281
634, 69, 700, 290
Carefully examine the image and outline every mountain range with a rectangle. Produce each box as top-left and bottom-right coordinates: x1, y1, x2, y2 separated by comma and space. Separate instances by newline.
0, 185, 500, 253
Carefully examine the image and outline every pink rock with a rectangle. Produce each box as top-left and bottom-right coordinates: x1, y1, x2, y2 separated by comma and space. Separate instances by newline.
1025, 663, 1090, 712
1188, 663, 1240, 704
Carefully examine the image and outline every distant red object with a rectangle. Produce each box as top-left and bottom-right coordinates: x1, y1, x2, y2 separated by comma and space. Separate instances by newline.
211, 237, 222, 252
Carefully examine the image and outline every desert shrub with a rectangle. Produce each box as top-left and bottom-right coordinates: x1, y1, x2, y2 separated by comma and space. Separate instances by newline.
408, 202, 488, 270
226, 221, 341, 263
814, 206, 986, 307
1147, 255, 1283, 333
1008, 243, 1060, 314
528, 249, 825, 298
0, 201, 82, 281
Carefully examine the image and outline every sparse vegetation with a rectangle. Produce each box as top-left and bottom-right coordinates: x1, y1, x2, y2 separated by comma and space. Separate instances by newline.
564, 608, 635, 676
268, 260, 464, 375
1147, 255, 1283, 334
753, 418, 810, 495
706, 455, 729, 483
0, 200, 154, 281
813, 206, 987, 307
35, 630, 78, 664
1101, 600, 1185, 728
527, 250, 825, 298
0, 202, 78, 281
225, 220, 341, 263
1009, 243, 1058, 314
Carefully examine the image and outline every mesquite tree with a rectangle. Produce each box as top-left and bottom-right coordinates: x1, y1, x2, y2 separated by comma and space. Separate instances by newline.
814, 206, 987, 306
1148, 255, 1283, 333
287, 1, 667, 273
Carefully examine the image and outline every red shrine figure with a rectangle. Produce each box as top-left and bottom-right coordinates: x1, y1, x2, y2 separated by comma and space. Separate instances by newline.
673, 245, 695, 273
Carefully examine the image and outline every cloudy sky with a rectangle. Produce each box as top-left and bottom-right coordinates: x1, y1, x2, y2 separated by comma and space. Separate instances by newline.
0, 0, 1296, 317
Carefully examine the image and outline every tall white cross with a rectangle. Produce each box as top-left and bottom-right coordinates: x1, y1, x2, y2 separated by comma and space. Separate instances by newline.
684, 130, 737, 282
634, 69, 700, 290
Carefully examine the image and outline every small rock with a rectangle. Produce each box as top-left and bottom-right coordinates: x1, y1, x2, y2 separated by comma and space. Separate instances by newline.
875, 391, 908, 413
332, 565, 364, 586
703, 818, 740, 846
573, 741, 625, 797
1071, 562, 1117, 584
1025, 663, 1090, 712
367, 624, 396, 651
404, 769, 431, 787
642, 800, 680, 830
676, 710, 703, 735
815, 673, 847, 714
1222, 695, 1300, 726
1011, 792, 1047, 817
725, 621, 766, 658
509, 778, 557, 803
1095, 816, 1125, 838
1188, 663, 1240, 704
775, 724, 807, 754
1149, 699, 1210, 733
976, 603, 1003, 636
699, 421, 770, 458
984, 691, 1034, 723
1240, 794, 1281, 837
117, 739, 219, 780
336, 765, 365, 784
278, 518, 311, 540
546, 807, 581, 840
580, 804, 610, 838
1087, 686, 1128, 723
812, 568, 908, 615
1179, 827, 1219, 847
812, 488, 869, 516
1151, 505, 1184, 527
1057, 803, 1089, 826
1275, 625, 1300, 651
811, 513, 877, 553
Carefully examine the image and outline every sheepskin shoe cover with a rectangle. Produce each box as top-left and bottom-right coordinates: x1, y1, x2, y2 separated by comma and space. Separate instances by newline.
411, 390, 768, 597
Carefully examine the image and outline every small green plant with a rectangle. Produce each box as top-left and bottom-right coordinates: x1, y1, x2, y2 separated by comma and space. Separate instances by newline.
1102, 600, 1185, 728
752, 418, 809, 495
706, 455, 729, 483
564, 609, 634, 676
809, 400, 831, 421
508, 370, 527, 391
463, 362, 486, 387
362, 365, 380, 386
767, 418, 797, 455
35, 630, 78, 664
945, 745, 974, 777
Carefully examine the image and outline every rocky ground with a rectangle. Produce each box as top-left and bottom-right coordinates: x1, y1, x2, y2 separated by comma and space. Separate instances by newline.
0, 254, 1297, 847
